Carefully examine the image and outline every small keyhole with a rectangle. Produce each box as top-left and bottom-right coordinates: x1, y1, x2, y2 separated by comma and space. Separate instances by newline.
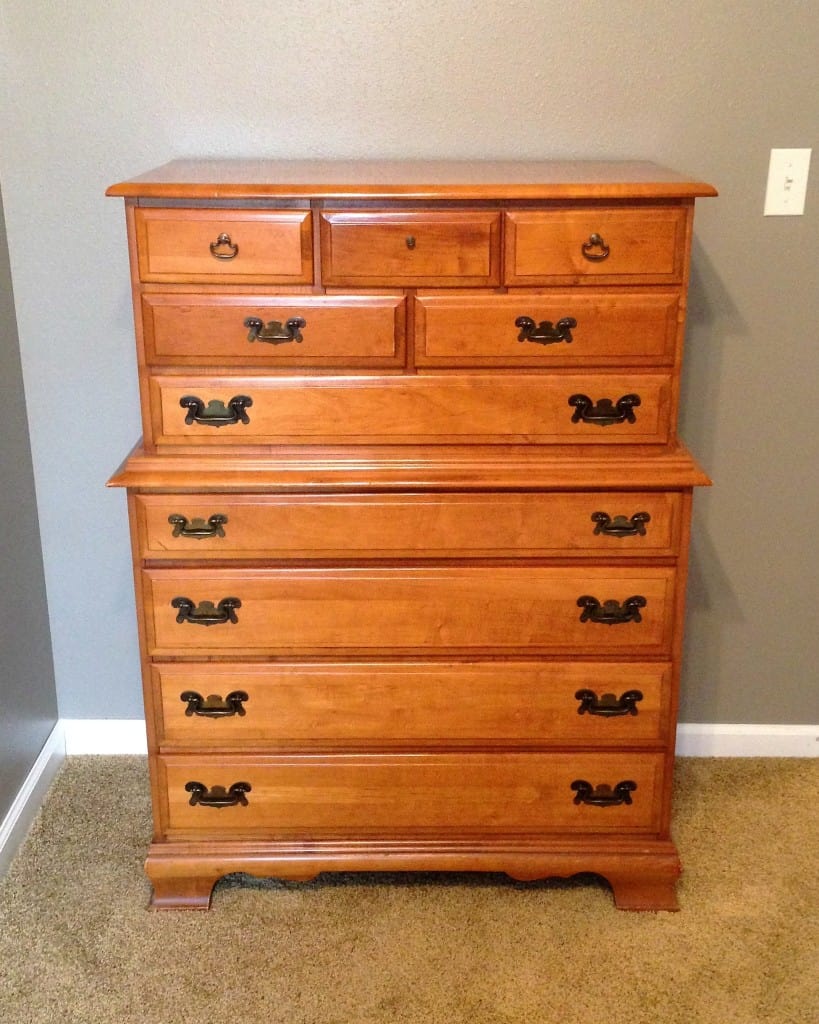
405, 236, 416, 250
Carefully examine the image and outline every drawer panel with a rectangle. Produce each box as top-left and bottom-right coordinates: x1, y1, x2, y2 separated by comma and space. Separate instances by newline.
141, 293, 405, 367
149, 373, 673, 446
159, 751, 665, 836
415, 290, 681, 367
320, 211, 501, 286
135, 492, 682, 560
504, 207, 688, 285
142, 566, 676, 657
154, 661, 672, 748
134, 209, 313, 284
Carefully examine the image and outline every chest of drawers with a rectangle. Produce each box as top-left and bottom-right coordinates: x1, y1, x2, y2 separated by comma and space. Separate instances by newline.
108, 160, 715, 910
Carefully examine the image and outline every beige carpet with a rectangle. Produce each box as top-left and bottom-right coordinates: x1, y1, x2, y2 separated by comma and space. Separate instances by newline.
0, 757, 816, 1023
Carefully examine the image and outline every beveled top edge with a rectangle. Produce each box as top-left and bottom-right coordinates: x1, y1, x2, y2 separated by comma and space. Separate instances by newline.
106, 159, 718, 200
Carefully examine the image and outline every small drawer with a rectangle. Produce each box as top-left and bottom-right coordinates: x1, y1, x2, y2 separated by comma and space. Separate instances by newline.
141, 293, 405, 367
134, 208, 313, 284
504, 207, 688, 285
142, 565, 676, 658
415, 290, 681, 367
134, 491, 682, 560
153, 660, 672, 748
159, 751, 665, 837
148, 373, 673, 447
320, 210, 501, 286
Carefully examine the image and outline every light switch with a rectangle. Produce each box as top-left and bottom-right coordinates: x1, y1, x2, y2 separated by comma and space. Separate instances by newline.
764, 148, 811, 215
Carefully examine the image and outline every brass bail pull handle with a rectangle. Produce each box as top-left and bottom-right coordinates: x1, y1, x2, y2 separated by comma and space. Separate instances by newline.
181, 690, 249, 718
581, 232, 610, 261
185, 781, 251, 808
575, 689, 644, 717
209, 232, 239, 260
577, 595, 647, 625
569, 393, 640, 426
244, 316, 306, 345
168, 513, 228, 539
591, 511, 651, 538
571, 780, 637, 807
515, 316, 577, 346
180, 395, 252, 427
171, 596, 242, 626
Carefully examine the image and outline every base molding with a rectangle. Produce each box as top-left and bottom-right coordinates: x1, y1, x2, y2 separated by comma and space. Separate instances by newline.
146, 837, 682, 912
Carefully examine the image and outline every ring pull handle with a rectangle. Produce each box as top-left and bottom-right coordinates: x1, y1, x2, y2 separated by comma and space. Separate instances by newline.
405, 235, 416, 250
569, 393, 640, 426
581, 233, 610, 262
171, 596, 241, 626
209, 232, 239, 260
179, 395, 252, 427
181, 690, 249, 718
577, 595, 646, 625
571, 780, 637, 807
244, 316, 306, 345
591, 512, 651, 538
168, 513, 228, 539
575, 689, 644, 717
515, 316, 577, 346
185, 781, 251, 808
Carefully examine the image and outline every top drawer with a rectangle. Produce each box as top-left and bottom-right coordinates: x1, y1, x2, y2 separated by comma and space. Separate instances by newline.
320, 210, 501, 286
504, 206, 688, 285
134, 209, 313, 284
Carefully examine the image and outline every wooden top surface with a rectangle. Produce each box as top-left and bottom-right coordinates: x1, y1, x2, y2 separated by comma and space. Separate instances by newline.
106, 159, 717, 201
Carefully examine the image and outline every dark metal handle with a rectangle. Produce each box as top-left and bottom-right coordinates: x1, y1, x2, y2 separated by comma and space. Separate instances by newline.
180, 395, 252, 427
575, 689, 644, 717
515, 316, 577, 346
209, 233, 239, 260
577, 595, 646, 625
569, 393, 640, 425
405, 235, 416, 249
168, 513, 228, 539
180, 690, 249, 718
186, 781, 251, 807
244, 316, 306, 345
571, 780, 636, 806
171, 596, 241, 626
581, 233, 610, 262
591, 512, 651, 538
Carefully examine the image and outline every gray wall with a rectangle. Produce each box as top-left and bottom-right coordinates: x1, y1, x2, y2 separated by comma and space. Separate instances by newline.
0, 185, 58, 816
0, 2, 817, 724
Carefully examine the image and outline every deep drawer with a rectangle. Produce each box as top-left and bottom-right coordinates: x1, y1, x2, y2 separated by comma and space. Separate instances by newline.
134, 491, 682, 560
504, 207, 688, 285
414, 290, 681, 367
134, 208, 313, 284
320, 210, 501, 285
153, 660, 672, 748
142, 565, 677, 657
159, 751, 666, 837
148, 373, 673, 446
140, 293, 405, 367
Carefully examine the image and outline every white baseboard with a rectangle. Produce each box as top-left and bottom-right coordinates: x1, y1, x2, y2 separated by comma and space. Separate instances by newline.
0, 722, 66, 877
58, 719, 817, 757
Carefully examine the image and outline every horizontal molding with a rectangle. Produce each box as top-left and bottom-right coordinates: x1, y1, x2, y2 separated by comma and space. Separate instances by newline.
0, 722, 66, 878
59, 719, 817, 757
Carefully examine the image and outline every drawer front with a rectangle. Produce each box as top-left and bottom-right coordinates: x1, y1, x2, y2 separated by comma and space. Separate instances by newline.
135, 492, 682, 560
320, 211, 501, 286
149, 373, 673, 446
154, 661, 672, 748
504, 207, 688, 285
143, 566, 676, 657
134, 209, 313, 284
141, 293, 405, 367
160, 751, 665, 836
415, 290, 681, 367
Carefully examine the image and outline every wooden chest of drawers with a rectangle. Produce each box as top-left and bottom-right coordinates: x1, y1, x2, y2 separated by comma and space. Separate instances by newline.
108, 160, 715, 910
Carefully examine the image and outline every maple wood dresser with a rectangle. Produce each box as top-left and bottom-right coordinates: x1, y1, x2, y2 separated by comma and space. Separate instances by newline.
107, 160, 716, 910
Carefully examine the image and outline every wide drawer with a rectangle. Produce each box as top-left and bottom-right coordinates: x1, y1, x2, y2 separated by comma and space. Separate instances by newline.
134, 492, 682, 560
153, 660, 672, 748
141, 293, 405, 367
142, 565, 676, 657
504, 207, 688, 285
320, 210, 501, 286
148, 373, 673, 446
134, 208, 313, 284
414, 290, 681, 367
159, 751, 666, 837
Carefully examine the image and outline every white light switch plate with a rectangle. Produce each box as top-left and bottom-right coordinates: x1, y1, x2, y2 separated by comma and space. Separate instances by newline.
764, 148, 811, 215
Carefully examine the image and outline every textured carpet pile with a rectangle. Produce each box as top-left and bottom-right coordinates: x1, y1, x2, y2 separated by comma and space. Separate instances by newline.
0, 756, 816, 1023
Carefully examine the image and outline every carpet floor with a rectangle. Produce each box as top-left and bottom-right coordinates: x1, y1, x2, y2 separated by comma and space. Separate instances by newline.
0, 756, 816, 1023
